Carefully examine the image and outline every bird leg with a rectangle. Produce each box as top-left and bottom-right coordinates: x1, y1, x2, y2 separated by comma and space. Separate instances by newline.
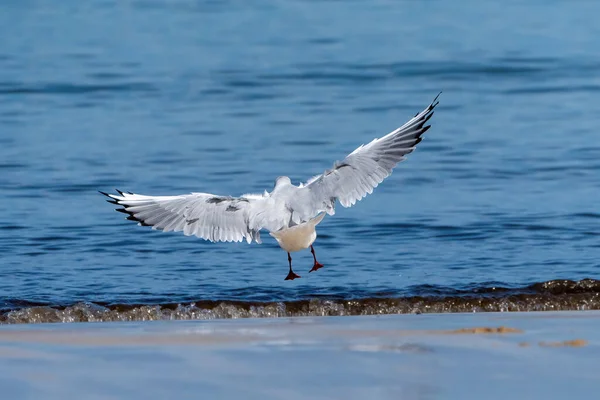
284, 252, 301, 280
309, 245, 324, 273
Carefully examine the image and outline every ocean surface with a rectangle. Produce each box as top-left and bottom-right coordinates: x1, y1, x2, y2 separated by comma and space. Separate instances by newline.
1, 1, 599, 324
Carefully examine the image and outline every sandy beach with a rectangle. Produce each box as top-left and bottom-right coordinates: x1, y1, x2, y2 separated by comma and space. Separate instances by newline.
0, 310, 597, 399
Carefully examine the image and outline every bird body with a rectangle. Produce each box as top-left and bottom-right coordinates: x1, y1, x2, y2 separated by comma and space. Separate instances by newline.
269, 212, 325, 253
101, 93, 441, 279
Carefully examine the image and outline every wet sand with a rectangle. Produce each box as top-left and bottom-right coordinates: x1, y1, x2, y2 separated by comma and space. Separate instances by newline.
0, 311, 597, 399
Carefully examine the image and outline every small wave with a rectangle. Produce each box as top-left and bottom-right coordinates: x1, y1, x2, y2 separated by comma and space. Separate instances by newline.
0, 163, 27, 169
0, 82, 156, 96
505, 85, 600, 94
2, 279, 599, 325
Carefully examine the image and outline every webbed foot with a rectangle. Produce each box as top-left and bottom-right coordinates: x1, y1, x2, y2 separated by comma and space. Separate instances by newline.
309, 262, 324, 273
285, 270, 301, 280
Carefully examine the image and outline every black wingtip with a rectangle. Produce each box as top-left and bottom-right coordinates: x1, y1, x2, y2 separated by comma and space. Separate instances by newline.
100, 188, 152, 228
427, 91, 442, 111
423, 111, 434, 124
99, 190, 119, 204
127, 215, 150, 227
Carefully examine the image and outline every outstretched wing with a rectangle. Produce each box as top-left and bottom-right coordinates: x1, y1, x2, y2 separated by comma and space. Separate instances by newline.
293, 93, 440, 216
100, 190, 267, 243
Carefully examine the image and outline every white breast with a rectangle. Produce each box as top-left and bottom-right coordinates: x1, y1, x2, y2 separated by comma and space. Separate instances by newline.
268, 213, 325, 253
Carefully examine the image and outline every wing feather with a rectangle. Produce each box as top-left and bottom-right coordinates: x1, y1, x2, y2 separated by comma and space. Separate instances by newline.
295, 93, 440, 216
100, 191, 263, 243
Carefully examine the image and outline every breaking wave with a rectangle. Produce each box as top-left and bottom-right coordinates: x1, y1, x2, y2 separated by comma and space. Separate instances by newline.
2, 279, 599, 324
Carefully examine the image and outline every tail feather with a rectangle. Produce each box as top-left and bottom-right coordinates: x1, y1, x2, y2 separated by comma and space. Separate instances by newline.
309, 212, 326, 227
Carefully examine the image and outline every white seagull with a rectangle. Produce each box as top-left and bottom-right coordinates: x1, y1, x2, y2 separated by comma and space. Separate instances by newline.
101, 93, 440, 280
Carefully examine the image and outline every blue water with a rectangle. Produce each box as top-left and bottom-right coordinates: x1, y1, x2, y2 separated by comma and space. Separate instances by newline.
1, 1, 599, 310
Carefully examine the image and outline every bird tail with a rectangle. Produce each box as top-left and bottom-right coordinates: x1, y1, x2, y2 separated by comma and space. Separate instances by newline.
309, 212, 326, 227
269, 212, 325, 240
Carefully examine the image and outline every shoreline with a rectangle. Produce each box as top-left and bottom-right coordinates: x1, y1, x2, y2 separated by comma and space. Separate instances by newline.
3, 277, 600, 324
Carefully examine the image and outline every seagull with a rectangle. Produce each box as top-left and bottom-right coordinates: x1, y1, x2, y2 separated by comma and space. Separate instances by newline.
100, 93, 440, 280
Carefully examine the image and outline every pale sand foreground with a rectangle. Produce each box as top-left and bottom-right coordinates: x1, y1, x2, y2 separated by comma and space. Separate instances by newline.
0, 311, 598, 400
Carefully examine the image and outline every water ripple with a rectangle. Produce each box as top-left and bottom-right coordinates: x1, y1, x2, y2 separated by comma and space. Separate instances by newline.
0, 82, 157, 95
